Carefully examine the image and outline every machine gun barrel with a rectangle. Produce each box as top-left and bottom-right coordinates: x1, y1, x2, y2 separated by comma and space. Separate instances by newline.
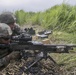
0, 41, 76, 53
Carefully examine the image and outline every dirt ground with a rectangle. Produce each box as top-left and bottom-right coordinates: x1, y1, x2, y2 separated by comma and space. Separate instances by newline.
0, 57, 62, 75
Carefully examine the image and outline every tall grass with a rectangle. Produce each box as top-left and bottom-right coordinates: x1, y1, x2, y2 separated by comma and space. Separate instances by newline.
15, 3, 76, 33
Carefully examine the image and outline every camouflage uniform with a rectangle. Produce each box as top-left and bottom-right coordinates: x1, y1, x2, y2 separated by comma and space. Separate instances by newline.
0, 23, 12, 70
12, 23, 23, 35
0, 12, 24, 74
0, 12, 22, 71
0, 23, 12, 37
0, 12, 22, 35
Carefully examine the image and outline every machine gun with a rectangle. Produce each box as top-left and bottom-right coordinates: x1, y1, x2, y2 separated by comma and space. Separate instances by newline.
0, 33, 76, 74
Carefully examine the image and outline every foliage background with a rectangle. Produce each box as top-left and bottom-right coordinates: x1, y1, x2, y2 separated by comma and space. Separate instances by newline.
15, 3, 76, 33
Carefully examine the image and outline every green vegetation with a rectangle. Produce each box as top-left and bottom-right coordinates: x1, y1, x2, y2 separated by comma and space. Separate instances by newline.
50, 31, 76, 44
15, 3, 76, 34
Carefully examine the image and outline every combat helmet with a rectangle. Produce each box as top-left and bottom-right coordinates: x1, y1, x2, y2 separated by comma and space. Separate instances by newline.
0, 12, 16, 25
0, 23, 12, 37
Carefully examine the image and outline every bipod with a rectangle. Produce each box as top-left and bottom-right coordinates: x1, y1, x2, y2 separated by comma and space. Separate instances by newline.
20, 52, 58, 75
